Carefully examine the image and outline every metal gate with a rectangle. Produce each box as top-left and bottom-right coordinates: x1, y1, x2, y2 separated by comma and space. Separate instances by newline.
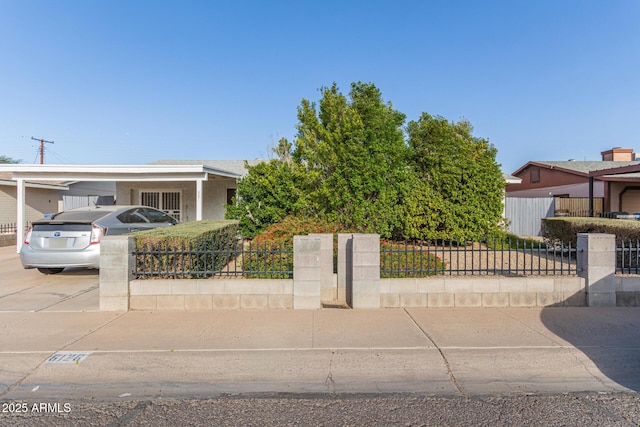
140, 191, 182, 221
504, 197, 554, 237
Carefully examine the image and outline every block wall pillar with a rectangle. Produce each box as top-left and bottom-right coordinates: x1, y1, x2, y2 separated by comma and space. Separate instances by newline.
293, 235, 322, 309
577, 233, 616, 307
99, 235, 134, 311
309, 233, 335, 304
351, 234, 381, 308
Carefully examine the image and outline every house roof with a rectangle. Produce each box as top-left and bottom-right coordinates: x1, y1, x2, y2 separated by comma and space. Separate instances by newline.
0, 164, 245, 182
503, 173, 521, 184
512, 160, 640, 176
148, 159, 264, 177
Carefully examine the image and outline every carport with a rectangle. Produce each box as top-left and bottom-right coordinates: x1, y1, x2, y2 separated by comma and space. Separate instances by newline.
0, 164, 241, 252
589, 164, 640, 215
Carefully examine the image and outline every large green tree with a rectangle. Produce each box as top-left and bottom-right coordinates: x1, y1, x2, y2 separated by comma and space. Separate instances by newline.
227, 83, 506, 241
404, 113, 504, 240
292, 82, 408, 237
225, 139, 311, 238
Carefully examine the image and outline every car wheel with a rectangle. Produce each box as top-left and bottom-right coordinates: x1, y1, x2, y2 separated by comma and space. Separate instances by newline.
37, 268, 65, 274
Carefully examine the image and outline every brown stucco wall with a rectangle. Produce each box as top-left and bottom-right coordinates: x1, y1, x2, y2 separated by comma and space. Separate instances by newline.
507, 165, 587, 193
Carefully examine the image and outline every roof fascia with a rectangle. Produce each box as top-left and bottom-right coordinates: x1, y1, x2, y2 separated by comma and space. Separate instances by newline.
589, 163, 640, 177
0, 179, 69, 190
512, 161, 588, 177
0, 164, 240, 181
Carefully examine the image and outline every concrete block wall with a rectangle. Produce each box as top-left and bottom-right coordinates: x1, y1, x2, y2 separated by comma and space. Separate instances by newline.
99, 232, 638, 311
309, 233, 335, 304
129, 279, 294, 310
616, 276, 640, 307
100, 236, 135, 311
292, 235, 322, 309
577, 233, 617, 307
351, 234, 380, 309
0, 233, 15, 248
337, 233, 352, 306
380, 276, 586, 308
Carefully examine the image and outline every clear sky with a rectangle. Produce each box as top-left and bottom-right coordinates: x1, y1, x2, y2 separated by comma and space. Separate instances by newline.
1, 1, 638, 174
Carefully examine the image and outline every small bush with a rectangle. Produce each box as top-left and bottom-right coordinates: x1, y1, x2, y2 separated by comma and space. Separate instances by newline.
542, 217, 640, 245
380, 241, 446, 278
486, 232, 548, 250
244, 216, 345, 278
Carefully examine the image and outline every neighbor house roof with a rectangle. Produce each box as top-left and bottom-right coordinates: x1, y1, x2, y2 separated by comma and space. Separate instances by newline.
512, 160, 640, 176
503, 173, 521, 184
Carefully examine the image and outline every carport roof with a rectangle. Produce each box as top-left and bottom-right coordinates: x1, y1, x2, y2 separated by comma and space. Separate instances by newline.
0, 164, 243, 182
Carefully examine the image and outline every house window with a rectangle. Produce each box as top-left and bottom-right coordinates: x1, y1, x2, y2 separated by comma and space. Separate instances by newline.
140, 190, 182, 221
227, 188, 237, 205
530, 167, 540, 183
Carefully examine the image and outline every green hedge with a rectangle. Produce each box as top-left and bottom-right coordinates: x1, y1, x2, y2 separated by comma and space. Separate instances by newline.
541, 217, 640, 245
134, 220, 239, 278
380, 241, 446, 278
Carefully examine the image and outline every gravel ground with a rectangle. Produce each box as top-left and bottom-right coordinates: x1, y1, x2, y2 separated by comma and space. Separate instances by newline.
3, 392, 640, 426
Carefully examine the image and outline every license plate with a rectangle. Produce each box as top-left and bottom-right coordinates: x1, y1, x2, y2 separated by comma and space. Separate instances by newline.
48, 238, 69, 248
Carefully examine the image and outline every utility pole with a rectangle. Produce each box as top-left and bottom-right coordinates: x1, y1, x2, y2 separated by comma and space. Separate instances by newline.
31, 137, 54, 164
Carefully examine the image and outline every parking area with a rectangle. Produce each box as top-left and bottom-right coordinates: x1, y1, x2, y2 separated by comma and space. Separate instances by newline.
0, 245, 99, 312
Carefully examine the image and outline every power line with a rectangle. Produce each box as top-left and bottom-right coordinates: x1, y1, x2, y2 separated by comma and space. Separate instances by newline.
30, 136, 54, 164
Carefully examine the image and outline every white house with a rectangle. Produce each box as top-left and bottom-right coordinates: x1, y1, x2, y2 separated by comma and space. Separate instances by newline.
0, 160, 260, 249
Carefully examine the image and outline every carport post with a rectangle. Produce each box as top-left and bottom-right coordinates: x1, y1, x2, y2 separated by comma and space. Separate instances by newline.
16, 178, 25, 253
196, 178, 204, 221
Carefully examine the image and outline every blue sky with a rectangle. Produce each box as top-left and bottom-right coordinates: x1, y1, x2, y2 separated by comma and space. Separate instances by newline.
1, 1, 638, 174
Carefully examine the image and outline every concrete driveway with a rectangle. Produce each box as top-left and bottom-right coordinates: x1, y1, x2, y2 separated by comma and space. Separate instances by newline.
0, 246, 99, 312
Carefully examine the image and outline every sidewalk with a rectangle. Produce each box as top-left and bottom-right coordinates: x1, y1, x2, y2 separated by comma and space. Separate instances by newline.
1, 307, 639, 401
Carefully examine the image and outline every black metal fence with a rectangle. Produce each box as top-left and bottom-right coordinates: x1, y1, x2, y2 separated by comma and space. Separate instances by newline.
133, 239, 293, 279
381, 239, 577, 277
617, 241, 640, 274
0, 223, 18, 234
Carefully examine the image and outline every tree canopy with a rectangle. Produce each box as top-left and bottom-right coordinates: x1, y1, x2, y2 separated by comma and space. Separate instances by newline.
0, 155, 20, 164
226, 82, 505, 240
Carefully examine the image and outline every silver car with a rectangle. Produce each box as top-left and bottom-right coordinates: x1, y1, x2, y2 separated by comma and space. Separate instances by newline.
20, 205, 179, 274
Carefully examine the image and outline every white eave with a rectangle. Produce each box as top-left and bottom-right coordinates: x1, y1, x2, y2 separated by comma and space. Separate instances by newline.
0, 179, 69, 190
0, 164, 241, 182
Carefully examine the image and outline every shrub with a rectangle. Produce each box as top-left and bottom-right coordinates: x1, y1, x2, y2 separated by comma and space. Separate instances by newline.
380, 240, 446, 278
541, 217, 640, 245
252, 215, 342, 247
134, 220, 239, 278
485, 232, 548, 250
243, 216, 345, 278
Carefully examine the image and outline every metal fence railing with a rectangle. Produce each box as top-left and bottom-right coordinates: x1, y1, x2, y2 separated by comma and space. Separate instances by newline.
380, 239, 577, 277
0, 223, 29, 234
133, 236, 640, 279
617, 241, 640, 274
133, 239, 293, 279
0, 223, 17, 234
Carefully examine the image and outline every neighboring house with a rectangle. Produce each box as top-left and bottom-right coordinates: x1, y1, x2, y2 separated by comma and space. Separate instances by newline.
0, 172, 68, 227
507, 147, 640, 216
0, 172, 117, 226
0, 160, 261, 249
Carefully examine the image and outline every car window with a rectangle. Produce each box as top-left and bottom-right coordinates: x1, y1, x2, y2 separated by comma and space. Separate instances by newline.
48, 211, 111, 222
117, 208, 150, 224
32, 224, 93, 231
145, 208, 177, 224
